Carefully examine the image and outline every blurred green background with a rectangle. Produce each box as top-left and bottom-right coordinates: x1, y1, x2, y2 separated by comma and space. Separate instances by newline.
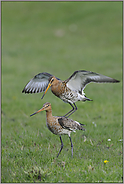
2, 1, 122, 183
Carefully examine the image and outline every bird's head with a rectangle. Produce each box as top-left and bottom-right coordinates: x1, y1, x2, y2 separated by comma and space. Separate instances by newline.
41, 76, 58, 99
30, 102, 51, 116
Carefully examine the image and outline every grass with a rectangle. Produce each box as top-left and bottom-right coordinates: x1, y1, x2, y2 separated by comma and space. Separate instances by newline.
1, 1, 123, 183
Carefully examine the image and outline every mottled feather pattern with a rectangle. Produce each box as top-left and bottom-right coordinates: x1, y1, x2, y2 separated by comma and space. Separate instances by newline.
58, 117, 85, 131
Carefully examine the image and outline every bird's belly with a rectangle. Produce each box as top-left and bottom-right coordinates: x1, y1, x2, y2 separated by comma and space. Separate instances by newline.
58, 128, 71, 135
46, 122, 60, 135
60, 90, 86, 103
51, 84, 86, 103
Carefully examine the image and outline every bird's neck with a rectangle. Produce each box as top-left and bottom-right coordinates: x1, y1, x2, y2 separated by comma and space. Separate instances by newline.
46, 109, 53, 120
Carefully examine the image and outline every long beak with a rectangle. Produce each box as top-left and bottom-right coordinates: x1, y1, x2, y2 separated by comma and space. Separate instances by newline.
30, 107, 45, 117
41, 83, 52, 99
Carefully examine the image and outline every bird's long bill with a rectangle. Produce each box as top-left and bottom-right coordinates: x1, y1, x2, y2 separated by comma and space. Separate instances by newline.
30, 107, 44, 117
41, 83, 52, 99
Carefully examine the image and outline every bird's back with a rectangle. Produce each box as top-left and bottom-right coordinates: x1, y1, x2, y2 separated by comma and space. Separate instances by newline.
58, 117, 85, 132
46, 115, 85, 136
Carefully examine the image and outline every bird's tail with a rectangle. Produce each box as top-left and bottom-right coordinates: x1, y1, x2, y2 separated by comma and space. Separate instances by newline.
84, 96, 93, 101
78, 123, 85, 131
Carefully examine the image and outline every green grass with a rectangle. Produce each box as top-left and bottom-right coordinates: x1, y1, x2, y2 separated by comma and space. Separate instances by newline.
1, 1, 122, 183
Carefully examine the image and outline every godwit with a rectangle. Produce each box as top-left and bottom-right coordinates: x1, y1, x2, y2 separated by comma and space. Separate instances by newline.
30, 102, 85, 157
22, 70, 120, 117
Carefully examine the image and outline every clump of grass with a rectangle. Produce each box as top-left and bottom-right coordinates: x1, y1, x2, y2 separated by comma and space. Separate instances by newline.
24, 166, 51, 182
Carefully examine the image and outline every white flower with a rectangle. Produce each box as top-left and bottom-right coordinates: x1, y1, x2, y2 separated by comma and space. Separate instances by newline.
108, 139, 111, 141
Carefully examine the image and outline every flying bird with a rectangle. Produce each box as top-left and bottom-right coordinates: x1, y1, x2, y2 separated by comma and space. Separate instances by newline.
22, 70, 120, 117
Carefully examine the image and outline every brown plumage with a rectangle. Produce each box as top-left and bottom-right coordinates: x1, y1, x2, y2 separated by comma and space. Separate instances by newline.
22, 70, 120, 117
30, 102, 85, 157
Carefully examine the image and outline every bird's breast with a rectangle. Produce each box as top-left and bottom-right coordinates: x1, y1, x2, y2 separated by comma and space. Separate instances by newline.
51, 82, 66, 97
46, 116, 71, 135
46, 117, 62, 135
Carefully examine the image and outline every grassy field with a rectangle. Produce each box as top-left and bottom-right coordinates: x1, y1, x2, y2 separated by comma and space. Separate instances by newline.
1, 1, 123, 183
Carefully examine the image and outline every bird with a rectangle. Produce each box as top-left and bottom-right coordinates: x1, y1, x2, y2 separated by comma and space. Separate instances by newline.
30, 102, 85, 158
22, 70, 120, 117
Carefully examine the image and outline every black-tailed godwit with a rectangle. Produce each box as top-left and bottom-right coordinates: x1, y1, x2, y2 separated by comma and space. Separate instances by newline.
30, 102, 85, 157
22, 70, 120, 117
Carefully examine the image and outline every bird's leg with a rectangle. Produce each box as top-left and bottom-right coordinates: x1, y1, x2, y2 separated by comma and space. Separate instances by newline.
69, 136, 73, 157
64, 103, 74, 117
57, 136, 63, 158
66, 103, 77, 118
64, 103, 77, 118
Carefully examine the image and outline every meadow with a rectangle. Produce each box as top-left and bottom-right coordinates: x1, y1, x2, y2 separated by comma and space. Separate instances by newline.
1, 1, 123, 183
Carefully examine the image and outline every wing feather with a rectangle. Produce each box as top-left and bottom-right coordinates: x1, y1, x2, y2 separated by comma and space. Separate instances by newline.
22, 72, 53, 94
66, 70, 120, 93
58, 117, 85, 131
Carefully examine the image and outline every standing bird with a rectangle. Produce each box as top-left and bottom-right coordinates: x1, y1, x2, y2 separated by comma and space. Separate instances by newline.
22, 70, 120, 117
30, 102, 85, 157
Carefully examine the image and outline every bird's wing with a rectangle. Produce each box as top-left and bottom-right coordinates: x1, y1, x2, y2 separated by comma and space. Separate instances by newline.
22, 72, 53, 94
58, 117, 85, 131
65, 70, 120, 92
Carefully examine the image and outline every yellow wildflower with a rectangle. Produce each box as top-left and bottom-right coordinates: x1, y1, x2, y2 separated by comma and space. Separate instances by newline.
104, 160, 109, 164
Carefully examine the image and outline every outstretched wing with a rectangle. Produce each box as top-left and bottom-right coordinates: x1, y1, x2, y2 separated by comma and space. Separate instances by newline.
65, 70, 120, 93
22, 72, 53, 94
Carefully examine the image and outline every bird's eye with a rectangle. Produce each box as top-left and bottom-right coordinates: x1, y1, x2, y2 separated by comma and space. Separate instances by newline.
51, 78, 54, 83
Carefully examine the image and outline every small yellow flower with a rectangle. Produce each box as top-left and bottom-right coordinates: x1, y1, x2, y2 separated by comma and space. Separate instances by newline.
104, 160, 109, 164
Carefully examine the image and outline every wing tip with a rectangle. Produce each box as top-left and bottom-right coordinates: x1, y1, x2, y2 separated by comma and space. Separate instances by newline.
22, 88, 32, 94
80, 124, 85, 131
113, 79, 120, 83
104, 78, 120, 83
22, 89, 25, 93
